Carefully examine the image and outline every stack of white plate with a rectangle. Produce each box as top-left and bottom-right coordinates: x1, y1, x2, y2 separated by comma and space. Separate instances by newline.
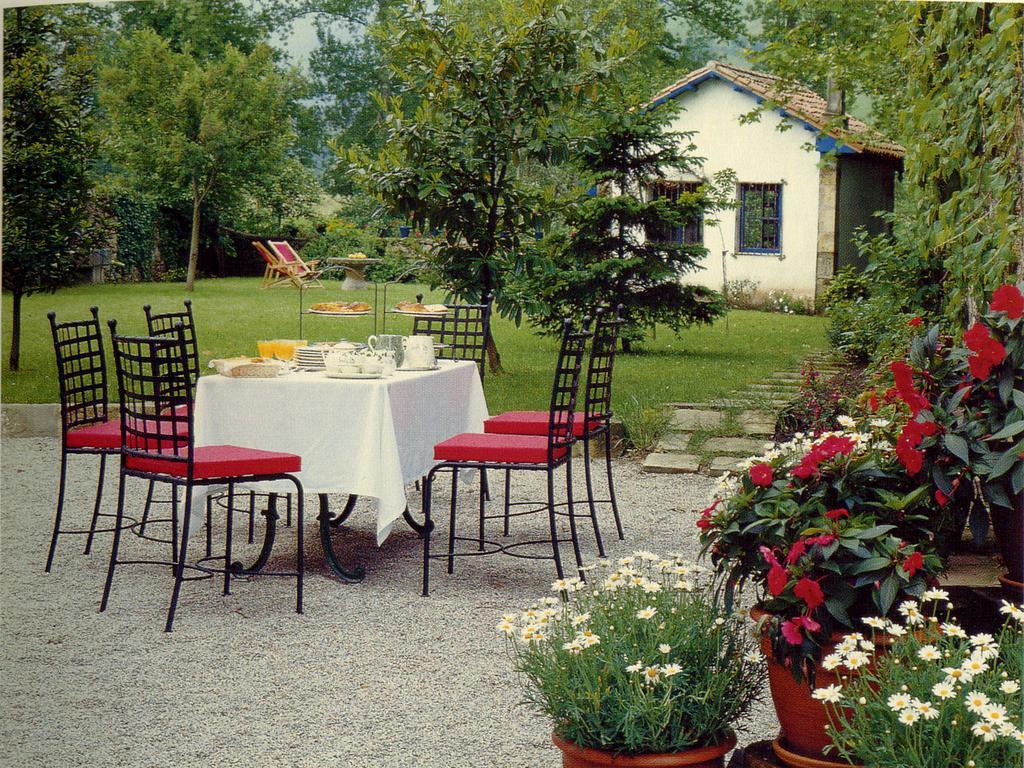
294, 345, 330, 369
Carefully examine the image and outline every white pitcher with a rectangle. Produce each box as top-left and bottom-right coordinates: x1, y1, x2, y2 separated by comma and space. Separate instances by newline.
402, 335, 436, 369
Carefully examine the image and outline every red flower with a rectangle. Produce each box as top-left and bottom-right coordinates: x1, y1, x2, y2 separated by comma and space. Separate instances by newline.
825, 508, 849, 521
781, 618, 804, 645
908, 316, 923, 327
767, 564, 788, 596
963, 322, 1007, 380
934, 489, 949, 506
759, 545, 780, 567
889, 361, 929, 415
806, 534, 836, 548
696, 498, 720, 531
794, 577, 825, 610
902, 551, 924, 577
896, 418, 940, 475
785, 540, 807, 565
867, 392, 880, 412
990, 284, 1024, 319
750, 463, 774, 487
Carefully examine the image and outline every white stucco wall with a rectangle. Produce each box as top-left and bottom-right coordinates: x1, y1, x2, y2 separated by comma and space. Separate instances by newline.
660, 77, 823, 299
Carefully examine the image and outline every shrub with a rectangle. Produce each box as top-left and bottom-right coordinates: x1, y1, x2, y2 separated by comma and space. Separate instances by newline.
725, 278, 760, 309
698, 416, 943, 679
617, 393, 670, 453
500, 554, 764, 755
775, 363, 867, 441
820, 600, 1024, 767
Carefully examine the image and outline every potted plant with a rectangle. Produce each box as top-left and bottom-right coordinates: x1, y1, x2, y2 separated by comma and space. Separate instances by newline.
698, 420, 943, 767
874, 282, 1024, 592
816, 596, 1024, 766
499, 553, 764, 767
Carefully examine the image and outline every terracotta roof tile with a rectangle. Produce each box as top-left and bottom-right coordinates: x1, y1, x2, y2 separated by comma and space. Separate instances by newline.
650, 61, 904, 159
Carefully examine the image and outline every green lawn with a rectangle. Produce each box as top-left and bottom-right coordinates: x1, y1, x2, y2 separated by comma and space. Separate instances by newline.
2, 278, 826, 413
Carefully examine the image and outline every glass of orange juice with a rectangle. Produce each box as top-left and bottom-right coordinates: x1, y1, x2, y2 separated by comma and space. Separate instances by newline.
257, 340, 307, 360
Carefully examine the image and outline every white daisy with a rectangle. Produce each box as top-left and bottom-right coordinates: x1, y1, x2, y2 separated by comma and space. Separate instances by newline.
658, 644, 672, 654
642, 666, 660, 684
845, 651, 869, 670
931, 682, 955, 700
971, 721, 997, 742
962, 655, 990, 676
571, 613, 590, 627
969, 633, 995, 647
863, 616, 888, 629
982, 703, 1008, 724
917, 645, 941, 661
822, 653, 843, 671
915, 701, 939, 720
812, 684, 843, 703
898, 708, 920, 725
551, 578, 572, 592
965, 691, 990, 714
625, 661, 643, 673
496, 619, 516, 635
941, 622, 968, 639
887, 693, 912, 711
636, 607, 657, 620
661, 663, 682, 678
944, 667, 973, 683
743, 650, 763, 664
1000, 680, 1020, 694
562, 640, 583, 654
922, 588, 950, 602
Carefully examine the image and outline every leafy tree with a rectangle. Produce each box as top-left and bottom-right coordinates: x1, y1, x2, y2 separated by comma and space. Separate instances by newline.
527, 95, 726, 351
3, 6, 104, 370
100, 30, 303, 291
347, 0, 624, 371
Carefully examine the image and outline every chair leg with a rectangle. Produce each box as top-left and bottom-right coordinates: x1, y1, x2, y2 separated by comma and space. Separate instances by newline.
170, 485, 180, 568
293, 483, 304, 614
582, 437, 606, 558
83, 453, 107, 555
481, 468, 491, 501
503, 468, 511, 537
285, 493, 292, 527
165, 486, 194, 633
223, 483, 234, 596
546, 468, 564, 579
247, 491, 255, 544
448, 468, 458, 574
205, 495, 213, 558
478, 469, 486, 552
565, 456, 584, 573
45, 452, 69, 573
139, 479, 155, 536
422, 474, 434, 596
605, 429, 624, 540
99, 472, 128, 612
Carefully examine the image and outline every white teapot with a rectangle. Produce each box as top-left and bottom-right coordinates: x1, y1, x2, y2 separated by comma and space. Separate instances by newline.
401, 335, 436, 369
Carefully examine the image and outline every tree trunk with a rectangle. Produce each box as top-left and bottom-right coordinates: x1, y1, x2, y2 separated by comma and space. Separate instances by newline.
185, 182, 201, 292
485, 331, 502, 374
8, 290, 22, 371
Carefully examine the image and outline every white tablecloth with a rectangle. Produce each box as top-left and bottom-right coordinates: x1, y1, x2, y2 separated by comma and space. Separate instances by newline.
193, 360, 488, 543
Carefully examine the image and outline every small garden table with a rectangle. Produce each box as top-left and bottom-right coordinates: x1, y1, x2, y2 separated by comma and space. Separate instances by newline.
326, 256, 380, 290
193, 359, 488, 581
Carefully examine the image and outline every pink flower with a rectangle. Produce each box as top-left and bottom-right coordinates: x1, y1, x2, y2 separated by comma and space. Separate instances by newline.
750, 463, 773, 487
781, 618, 804, 645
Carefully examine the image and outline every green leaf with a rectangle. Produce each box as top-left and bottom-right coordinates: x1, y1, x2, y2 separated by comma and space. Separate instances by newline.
854, 525, 897, 540
987, 420, 1024, 441
943, 433, 971, 464
876, 575, 899, 616
852, 556, 892, 574
824, 597, 852, 626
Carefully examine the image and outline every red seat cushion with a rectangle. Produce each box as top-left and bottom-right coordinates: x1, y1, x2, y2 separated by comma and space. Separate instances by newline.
483, 410, 602, 438
66, 418, 190, 450
66, 419, 121, 449
433, 433, 565, 464
125, 445, 301, 479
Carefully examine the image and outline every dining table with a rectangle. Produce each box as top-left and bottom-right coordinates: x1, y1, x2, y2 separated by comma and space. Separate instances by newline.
192, 358, 489, 582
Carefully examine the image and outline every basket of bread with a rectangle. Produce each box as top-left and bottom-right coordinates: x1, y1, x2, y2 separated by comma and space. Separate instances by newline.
209, 357, 291, 378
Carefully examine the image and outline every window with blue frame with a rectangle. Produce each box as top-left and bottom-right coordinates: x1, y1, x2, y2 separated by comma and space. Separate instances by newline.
647, 182, 703, 245
737, 183, 782, 253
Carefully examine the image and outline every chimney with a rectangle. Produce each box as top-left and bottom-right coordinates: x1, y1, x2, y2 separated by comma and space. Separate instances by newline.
825, 76, 847, 128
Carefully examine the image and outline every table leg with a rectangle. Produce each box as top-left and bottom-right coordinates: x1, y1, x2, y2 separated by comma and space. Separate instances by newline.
231, 496, 279, 576
317, 493, 366, 583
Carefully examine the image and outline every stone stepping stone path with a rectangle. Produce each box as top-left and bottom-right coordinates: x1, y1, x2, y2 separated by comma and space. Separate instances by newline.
643, 353, 842, 476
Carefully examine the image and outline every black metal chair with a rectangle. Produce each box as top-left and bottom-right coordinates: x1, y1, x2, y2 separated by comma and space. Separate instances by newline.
411, 292, 493, 381
420, 318, 591, 596
102, 321, 305, 632
45, 307, 130, 572
483, 306, 627, 553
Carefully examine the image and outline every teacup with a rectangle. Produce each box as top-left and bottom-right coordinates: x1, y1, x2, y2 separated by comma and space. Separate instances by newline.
402, 335, 436, 369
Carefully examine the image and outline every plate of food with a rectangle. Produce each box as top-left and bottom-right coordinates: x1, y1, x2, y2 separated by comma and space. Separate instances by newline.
307, 301, 373, 316
392, 301, 449, 317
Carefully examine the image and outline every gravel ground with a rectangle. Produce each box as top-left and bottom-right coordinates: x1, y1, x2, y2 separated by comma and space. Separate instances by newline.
0, 437, 777, 767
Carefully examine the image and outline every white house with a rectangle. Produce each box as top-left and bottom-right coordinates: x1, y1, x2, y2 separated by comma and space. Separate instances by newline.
647, 61, 904, 302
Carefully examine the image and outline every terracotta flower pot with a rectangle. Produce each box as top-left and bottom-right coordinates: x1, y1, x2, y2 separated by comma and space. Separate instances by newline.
990, 491, 1024, 588
552, 732, 736, 768
750, 607, 857, 768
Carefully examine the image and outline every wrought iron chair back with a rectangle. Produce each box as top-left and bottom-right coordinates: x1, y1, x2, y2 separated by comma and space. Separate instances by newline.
547, 317, 592, 460
109, 321, 192, 473
584, 305, 624, 427
48, 307, 109, 437
144, 300, 199, 391
411, 292, 493, 380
